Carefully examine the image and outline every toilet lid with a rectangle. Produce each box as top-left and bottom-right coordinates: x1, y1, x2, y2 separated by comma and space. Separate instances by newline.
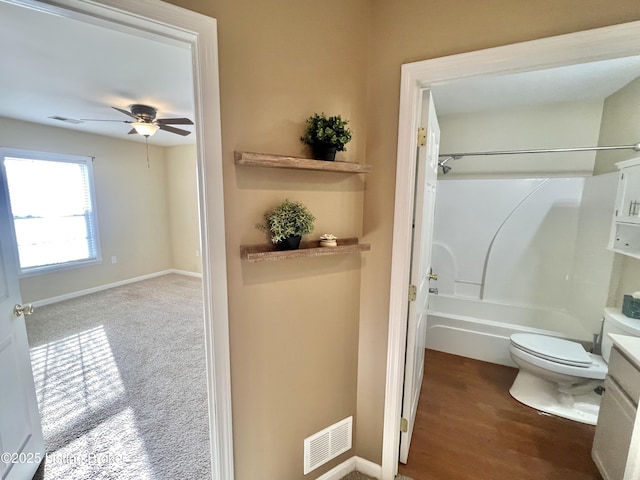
510, 333, 593, 367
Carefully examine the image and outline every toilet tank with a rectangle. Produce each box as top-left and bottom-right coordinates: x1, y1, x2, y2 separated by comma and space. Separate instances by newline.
602, 307, 640, 363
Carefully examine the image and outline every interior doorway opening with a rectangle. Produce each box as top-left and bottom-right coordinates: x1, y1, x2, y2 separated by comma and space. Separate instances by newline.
0, 1, 232, 479
384, 20, 640, 480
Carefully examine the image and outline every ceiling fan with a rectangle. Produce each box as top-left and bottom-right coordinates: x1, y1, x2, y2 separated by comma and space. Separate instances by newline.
82, 104, 193, 137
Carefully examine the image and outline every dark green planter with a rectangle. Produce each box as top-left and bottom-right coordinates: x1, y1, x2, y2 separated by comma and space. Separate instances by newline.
311, 144, 337, 161
277, 235, 302, 250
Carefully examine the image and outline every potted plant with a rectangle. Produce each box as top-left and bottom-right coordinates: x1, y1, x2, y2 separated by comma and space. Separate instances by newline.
300, 112, 352, 161
257, 199, 315, 250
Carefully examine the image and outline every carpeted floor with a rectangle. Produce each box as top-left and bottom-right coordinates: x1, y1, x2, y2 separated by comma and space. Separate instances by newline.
27, 274, 211, 480
341, 473, 375, 480
340, 473, 414, 480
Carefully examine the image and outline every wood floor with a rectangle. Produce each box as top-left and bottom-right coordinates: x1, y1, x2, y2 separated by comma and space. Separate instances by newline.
398, 350, 603, 480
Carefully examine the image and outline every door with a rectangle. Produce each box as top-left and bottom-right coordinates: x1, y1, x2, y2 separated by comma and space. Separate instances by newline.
399, 90, 440, 463
0, 167, 44, 479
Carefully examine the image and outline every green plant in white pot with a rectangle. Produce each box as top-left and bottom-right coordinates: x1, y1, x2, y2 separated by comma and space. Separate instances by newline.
257, 199, 315, 250
300, 112, 352, 161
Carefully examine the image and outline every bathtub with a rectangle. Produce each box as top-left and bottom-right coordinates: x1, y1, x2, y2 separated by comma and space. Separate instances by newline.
426, 294, 594, 367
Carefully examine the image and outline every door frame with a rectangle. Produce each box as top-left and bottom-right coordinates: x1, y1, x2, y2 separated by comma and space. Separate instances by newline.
2, 0, 234, 478
382, 20, 640, 479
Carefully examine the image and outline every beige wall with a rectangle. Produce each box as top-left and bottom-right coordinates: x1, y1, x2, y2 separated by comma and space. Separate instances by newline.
359, 0, 640, 464
0, 118, 175, 302
1, 118, 201, 302
594, 77, 640, 307
595, 76, 640, 175
110, 0, 640, 476
166, 1, 369, 478
166, 144, 201, 274
614, 256, 640, 306
440, 100, 603, 177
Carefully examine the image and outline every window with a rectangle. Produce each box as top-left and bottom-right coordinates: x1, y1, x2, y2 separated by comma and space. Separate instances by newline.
1, 149, 101, 275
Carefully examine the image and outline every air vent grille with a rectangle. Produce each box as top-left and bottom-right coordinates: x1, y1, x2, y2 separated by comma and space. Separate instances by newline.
303, 416, 352, 474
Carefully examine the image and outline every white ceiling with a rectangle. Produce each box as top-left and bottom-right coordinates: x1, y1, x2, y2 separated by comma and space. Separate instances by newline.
0, 1, 195, 147
2, 2, 640, 147
432, 56, 640, 115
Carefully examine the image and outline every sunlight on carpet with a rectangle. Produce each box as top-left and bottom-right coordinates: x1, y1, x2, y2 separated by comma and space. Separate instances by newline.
31, 326, 125, 451
42, 408, 153, 479
30, 326, 155, 477
28, 274, 211, 480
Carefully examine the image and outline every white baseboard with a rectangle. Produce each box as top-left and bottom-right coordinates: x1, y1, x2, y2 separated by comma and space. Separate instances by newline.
171, 269, 202, 278
31, 269, 200, 307
315, 456, 382, 480
355, 457, 382, 478
315, 457, 356, 480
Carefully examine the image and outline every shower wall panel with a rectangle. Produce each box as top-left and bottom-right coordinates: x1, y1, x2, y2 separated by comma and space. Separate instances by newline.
431, 176, 616, 329
567, 173, 617, 332
482, 178, 583, 309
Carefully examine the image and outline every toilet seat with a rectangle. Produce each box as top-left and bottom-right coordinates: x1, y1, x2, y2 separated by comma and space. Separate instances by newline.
509, 341, 607, 380
510, 333, 592, 367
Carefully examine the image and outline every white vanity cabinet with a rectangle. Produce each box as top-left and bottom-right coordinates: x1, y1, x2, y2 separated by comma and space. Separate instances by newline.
610, 157, 640, 258
593, 335, 640, 480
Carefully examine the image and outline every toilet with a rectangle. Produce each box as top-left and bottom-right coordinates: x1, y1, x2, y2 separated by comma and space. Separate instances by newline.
508, 307, 640, 425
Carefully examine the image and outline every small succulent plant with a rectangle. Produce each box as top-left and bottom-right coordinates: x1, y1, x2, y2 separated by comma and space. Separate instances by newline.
257, 199, 315, 244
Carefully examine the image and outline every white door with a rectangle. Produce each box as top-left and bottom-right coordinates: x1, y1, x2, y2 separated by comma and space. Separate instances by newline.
0, 168, 44, 479
399, 90, 440, 464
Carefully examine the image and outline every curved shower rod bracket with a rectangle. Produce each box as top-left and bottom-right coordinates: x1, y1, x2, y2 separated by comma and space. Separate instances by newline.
437, 141, 640, 174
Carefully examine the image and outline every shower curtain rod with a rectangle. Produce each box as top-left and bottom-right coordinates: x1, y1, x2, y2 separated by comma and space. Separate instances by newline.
438, 141, 640, 165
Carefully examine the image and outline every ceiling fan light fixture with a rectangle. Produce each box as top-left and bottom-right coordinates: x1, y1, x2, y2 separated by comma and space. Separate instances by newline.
132, 121, 159, 137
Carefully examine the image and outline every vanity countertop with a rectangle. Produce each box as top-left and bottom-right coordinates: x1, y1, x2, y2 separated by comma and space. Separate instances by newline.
609, 333, 640, 367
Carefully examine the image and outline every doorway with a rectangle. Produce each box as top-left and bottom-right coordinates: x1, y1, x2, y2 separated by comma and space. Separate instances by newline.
0, 0, 232, 479
383, 20, 640, 479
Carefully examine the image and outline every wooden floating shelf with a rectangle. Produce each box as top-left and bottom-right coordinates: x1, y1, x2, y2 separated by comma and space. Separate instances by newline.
240, 237, 370, 263
234, 151, 372, 174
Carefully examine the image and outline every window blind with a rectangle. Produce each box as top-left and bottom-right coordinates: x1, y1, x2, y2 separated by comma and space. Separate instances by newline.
3, 151, 100, 274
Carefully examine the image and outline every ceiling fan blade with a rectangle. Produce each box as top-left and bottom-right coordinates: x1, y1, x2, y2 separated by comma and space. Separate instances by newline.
112, 106, 138, 119
127, 128, 137, 135
158, 124, 191, 136
80, 118, 132, 123
156, 117, 194, 125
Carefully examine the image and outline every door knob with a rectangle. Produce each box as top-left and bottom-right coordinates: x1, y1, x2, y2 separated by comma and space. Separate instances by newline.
13, 304, 34, 317
428, 273, 438, 281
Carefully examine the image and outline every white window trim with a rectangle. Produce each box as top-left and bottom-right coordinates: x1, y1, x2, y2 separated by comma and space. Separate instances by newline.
0, 147, 103, 277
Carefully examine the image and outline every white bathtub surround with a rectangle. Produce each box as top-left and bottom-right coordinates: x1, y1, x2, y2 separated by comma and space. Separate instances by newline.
426, 295, 592, 366
427, 175, 617, 365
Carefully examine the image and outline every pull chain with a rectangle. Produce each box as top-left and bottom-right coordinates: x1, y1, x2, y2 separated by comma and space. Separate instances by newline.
145, 136, 150, 168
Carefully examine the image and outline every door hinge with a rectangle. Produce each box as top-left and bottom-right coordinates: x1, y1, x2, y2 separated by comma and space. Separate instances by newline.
400, 417, 408, 433
417, 127, 426, 147
408, 284, 417, 302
